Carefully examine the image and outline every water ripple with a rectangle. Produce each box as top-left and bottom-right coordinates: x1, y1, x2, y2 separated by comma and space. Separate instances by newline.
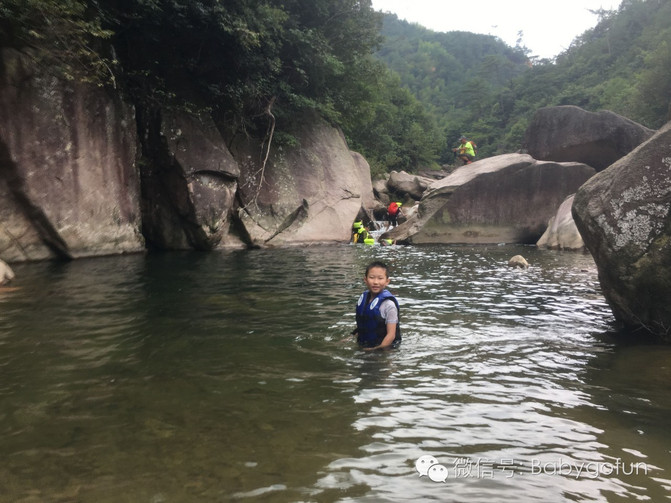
1, 246, 669, 502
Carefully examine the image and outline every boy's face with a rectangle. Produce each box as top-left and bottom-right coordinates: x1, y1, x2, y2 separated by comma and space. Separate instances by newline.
364, 266, 390, 295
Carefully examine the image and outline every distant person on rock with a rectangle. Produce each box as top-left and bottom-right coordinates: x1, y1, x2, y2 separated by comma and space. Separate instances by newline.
351, 261, 401, 350
452, 135, 477, 165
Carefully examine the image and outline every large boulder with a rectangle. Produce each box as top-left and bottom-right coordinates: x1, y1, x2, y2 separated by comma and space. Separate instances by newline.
572, 121, 671, 339
537, 194, 584, 251
0, 258, 14, 285
352, 151, 377, 211
372, 177, 390, 202
139, 110, 244, 250
387, 170, 434, 200
0, 46, 374, 259
138, 108, 370, 250
525, 106, 655, 171
385, 153, 595, 245
0, 49, 143, 262
230, 112, 372, 247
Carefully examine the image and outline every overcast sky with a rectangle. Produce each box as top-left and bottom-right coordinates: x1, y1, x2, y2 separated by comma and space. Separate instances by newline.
370, 0, 622, 59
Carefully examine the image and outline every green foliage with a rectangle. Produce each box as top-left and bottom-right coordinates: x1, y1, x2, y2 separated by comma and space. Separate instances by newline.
375, 14, 531, 161
542, 0, 671, 128
2, 0, 670, 178
339, 61, 443, 175
634, 39, 671, 127
94, 0, 386, 132
0, 0, 114, 83
375, 1, 671, 165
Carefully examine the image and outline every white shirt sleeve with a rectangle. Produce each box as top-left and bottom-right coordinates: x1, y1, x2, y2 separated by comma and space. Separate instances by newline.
379, 299, 399, 324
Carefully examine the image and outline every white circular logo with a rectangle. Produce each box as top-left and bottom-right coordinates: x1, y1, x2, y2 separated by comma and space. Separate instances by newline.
415, 455, 439, 477
428, 464, 448, 483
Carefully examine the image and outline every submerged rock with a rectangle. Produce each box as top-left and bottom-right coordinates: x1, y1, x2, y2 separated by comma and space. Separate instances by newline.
537, 195, 584, 251
508, 255, 529, 268
0, 259, 14, 284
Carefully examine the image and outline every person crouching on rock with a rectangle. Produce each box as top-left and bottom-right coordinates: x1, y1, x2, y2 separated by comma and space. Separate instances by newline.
452, 135, 477, 165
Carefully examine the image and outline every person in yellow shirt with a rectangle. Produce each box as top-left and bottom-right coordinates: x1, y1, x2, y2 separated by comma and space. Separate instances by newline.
452, 135, 477, 165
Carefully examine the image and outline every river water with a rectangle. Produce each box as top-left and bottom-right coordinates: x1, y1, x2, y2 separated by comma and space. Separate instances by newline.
1, 244, 670, 502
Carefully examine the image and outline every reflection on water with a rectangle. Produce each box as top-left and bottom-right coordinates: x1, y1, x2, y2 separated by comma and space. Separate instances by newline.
1, 245, 670, 502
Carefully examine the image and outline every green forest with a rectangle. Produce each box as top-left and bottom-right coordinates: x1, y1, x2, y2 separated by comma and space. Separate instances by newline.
1, 0, 670, 177
373, 0, 671, 169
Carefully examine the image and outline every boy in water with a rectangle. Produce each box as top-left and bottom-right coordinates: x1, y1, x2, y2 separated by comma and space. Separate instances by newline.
352, 261, 401, 350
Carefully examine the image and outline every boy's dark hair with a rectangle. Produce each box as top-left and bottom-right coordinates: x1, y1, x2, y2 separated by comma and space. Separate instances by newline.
365, 261, 389, 277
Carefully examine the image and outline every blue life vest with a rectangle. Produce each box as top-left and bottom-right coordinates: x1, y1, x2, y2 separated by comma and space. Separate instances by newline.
355, 289, 401, 348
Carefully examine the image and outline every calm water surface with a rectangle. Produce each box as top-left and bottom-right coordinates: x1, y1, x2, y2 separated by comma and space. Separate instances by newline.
1, 244, 670, 502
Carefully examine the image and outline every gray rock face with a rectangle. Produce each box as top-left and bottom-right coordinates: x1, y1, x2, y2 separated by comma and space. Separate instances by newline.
372, 177, 390, 203
387, 170, 434, 200
165, 113, 240, 249
138, 108, 369, 250
0, 258, 14, 284
0, 49, 373, 261
525, 106, 655, 171
352, 151, 377, 211
0, 49, 143, 261
537, 195, 584, 251
572, 121, 671, 339
139, 110, 243, 251
229, 112, 371, 247
385, 153, 595, 245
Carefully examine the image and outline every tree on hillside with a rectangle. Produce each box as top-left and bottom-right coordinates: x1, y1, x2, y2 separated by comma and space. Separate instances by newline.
340, 62, 443, 175
0, 0, 113, 83
375, 14, 531, 160
635, 40, 671, 127
97, 0, 387, 133
5, 0, 668, 177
